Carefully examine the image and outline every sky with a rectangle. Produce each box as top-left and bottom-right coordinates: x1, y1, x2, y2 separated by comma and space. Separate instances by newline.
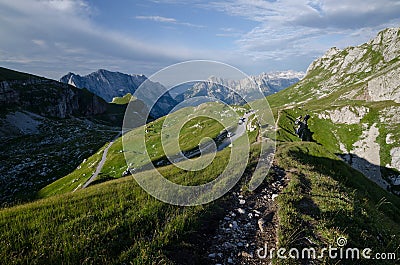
0, 0, 399, 80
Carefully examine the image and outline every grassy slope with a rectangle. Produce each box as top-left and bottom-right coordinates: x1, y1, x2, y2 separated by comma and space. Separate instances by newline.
272, 107, 400, 264
275, 142, 400, 264
274, 96, 400, 182
267, 34, 400, 261
39, 102, 239, 196
0, 129, 261, 264
37, 145, 107, 197
111, 93, 137, 104
1, 171, 216, 264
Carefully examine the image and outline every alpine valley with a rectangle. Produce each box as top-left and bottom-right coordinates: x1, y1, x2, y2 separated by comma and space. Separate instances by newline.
0, 27, 400, 265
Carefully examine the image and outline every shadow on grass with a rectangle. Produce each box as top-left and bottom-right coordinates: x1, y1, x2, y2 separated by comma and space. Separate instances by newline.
86, 176, 115, 187
278, 144, 400, 264
290, 149, 400, 221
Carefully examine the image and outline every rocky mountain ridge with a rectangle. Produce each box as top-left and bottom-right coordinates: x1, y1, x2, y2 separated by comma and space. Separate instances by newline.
61, 69, 303, 111
287, 27, 400, 104
60, 69, 177, 118
176, 70, 304, 105
61, 69, 147, 102
209, 70, 304, 94
269, 27, 400, 193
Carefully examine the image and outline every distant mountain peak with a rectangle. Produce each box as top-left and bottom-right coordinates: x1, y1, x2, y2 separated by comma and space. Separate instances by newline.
175, 70, 304, 105
59, 69, 176, 118
258, 70, 305, 80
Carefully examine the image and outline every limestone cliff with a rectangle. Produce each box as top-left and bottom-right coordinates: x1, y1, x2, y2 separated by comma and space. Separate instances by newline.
270, 28, 400, 194
1, 70, 108, 118
281, 28, 400, 104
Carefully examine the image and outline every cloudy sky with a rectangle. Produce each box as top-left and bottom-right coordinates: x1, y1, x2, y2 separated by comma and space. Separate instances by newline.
0, 0, 399, 79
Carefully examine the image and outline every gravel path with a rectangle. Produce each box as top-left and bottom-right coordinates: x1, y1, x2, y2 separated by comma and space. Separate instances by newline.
205, 165, 288, 265
82, 132, 121, 188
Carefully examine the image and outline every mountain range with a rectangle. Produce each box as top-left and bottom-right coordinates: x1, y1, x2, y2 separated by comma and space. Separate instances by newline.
174, 71, 304, 105
60, 69, 304, 107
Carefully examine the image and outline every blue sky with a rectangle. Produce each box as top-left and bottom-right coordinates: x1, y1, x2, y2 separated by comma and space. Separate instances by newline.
0, 0, 399, 79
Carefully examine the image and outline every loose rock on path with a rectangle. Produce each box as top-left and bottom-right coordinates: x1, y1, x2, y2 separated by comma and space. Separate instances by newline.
205, 165, 288, 265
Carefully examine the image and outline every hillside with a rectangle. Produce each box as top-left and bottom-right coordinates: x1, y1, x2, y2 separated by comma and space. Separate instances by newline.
37, 102, 249, 197
0, 67, 127, 206
0, 99, 264, 264
1, 67, 108, 118
1, 27, 400, 265
270, 101, 400, 262
266, 27, 400, 263
269, 27, 400, 193
268, 28, 399, 107
1, 122, 399, 264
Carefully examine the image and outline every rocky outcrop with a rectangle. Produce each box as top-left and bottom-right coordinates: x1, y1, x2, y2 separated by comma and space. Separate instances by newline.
292, 27, 400, 103
1, 77, 107, 119
390, 148, 400, 171
318, 106, 369, 124
380, 106, 400, 124
367, 67, 400, 103
350, 123, 389, 189
0, 80, 19, 104
289, 28, 400, 193
307, 28, 399, 76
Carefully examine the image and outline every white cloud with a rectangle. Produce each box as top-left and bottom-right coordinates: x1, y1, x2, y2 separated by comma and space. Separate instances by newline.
208, 0, 400, 28
135, 15, 205, 28
32, 39, 47, 48
0, 0, 210, 78
1, 0, 399, 79
136, 15, 177, 23
206, 0, 400, 65
216, 27, 244, 37
44, 0, 89, 12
